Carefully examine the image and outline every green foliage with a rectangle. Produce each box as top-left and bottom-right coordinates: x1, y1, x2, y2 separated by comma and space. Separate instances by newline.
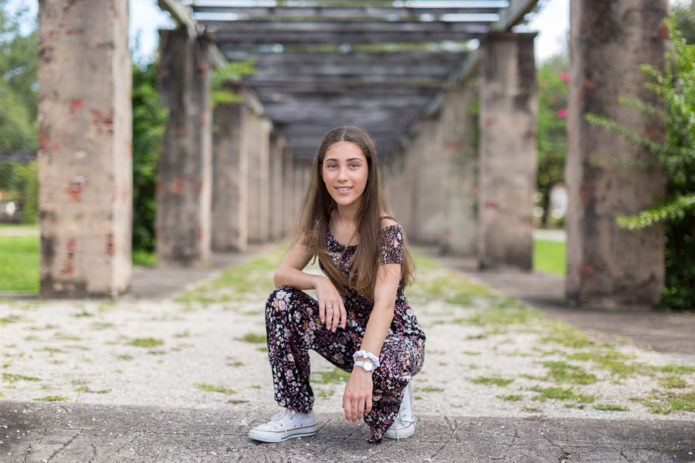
211, 60, 256, 108
586, 19, 695, 311
132, 61, 167, 253
0, 0, 37, 151
673, 0, 695, 44
0, 160, 38, 222
536, 54, 569, 226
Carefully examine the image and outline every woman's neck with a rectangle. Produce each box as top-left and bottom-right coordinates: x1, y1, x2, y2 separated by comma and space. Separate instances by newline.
334, 203, 360, 226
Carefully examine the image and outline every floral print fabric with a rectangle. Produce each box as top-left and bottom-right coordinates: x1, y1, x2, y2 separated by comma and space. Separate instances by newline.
264, 224, 426, 444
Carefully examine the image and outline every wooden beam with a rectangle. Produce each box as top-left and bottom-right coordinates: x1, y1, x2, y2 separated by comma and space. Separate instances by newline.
489, 0, 540, 32
192, 6, 504, 19
156, 0, 198, 38
205, 20, 491, 33
447, 0, 540, 85
213, 31, 481, 45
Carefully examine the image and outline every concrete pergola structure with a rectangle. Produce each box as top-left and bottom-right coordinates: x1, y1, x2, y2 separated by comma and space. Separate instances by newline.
37, 0, 668, 310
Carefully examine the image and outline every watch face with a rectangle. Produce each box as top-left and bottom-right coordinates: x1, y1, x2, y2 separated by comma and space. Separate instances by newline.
363, 361, 374, 372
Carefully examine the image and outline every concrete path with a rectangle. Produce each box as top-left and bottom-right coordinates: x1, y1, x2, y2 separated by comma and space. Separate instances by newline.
1, 401, 693, 463
2, 245, 695, 462
430, 251, 695, 357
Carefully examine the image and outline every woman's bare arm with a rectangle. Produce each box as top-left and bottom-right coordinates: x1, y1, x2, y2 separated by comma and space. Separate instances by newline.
273, 240, 319, 290
274, 238, 347, 331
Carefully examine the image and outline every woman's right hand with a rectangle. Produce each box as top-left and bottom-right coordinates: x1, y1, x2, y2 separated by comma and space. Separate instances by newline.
314, 276, 347, 332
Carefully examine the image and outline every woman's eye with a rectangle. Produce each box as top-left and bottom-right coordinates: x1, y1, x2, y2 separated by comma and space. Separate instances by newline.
349, 164, 360, 169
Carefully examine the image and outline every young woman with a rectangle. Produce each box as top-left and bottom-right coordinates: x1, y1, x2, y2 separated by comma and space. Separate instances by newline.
248, 126, 426, 444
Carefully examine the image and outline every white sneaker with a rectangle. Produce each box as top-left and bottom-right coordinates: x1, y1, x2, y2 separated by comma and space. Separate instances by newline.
248, 409, 318, 443
384, 382, 416, 440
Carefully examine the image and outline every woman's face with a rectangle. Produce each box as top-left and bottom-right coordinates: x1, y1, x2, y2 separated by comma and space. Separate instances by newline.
321, 141, 368, 210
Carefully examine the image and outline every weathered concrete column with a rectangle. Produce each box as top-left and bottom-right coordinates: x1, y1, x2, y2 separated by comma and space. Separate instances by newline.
478, 32, 538, 271
246, 113, 271, 243
282, 149, 295, 235
440, 84, 479, 256
566, 1, 667, 308
268, 134, 285, 241
38, 0, 132, 298
412, 119, 446, 244
157, 29, 211, 266
211, 83, 247, 252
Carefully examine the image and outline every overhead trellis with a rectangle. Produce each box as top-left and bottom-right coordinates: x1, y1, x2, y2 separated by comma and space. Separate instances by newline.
179, 0, 542, 159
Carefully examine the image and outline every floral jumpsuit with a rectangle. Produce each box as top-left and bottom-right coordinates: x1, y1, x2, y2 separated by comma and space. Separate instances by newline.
264, 223, 426, 444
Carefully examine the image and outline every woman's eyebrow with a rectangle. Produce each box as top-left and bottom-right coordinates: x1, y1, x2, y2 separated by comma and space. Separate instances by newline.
324, 157, 363, 162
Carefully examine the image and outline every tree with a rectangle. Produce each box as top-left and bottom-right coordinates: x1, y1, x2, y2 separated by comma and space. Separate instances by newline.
673, 0, 695, 44
0, 0, 37, 151
132, 60, 167, 253
536, 53, 569, 227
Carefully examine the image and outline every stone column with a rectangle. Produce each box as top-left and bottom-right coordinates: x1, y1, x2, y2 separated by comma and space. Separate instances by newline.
412, 119, 446, 244
403, 137, 419, 235
440, 83, 479, 256
283, 148, 295, 236
211, 83, 247, 252
566, 1, 667, 308
156, 29, 211, 267
478, 32, 538, 271
246, 113, 271, 243
268, 134, 285, 241
38, 0, 131, 298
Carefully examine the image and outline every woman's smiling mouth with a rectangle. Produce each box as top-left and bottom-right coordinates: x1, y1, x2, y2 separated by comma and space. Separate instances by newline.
336, 187, 352, 194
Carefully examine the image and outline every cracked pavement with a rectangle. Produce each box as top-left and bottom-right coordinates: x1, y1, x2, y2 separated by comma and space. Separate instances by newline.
0, 402, 693, 462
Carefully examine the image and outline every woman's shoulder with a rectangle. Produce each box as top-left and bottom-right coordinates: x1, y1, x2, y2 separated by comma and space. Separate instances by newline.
379, 215, 400, 230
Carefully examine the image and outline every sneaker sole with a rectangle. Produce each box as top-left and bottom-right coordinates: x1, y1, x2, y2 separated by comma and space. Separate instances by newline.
384, 420, 416, 440
248, 425, 318, 443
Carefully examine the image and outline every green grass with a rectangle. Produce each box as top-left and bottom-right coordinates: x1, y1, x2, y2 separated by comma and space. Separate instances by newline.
236, 333, 267, 344
542, 361, 598, 385
470, 376, 514, 387
312, 367, 350, 384
127, 338, 164, 348
33, 395, 68, 402
0, 225, 159, 291
532, 386, 595, 403
533, 238, 565, 276
593, 404, 630, 412
0, 235, 39, 291
195, 383, 236, 395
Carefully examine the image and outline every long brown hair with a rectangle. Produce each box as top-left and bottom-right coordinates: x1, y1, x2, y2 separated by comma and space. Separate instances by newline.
296, 126, 414, 298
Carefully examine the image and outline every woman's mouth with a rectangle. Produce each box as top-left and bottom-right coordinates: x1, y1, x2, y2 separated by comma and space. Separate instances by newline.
335, 186, 352, 194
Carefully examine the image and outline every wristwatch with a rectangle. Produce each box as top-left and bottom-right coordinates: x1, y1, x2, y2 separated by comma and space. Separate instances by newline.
354, 360, 375, 373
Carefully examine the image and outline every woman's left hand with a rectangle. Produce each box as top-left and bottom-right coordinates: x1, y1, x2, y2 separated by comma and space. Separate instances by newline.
342, 369, 373, 422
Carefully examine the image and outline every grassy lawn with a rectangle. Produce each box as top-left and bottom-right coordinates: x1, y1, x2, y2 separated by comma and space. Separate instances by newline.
534, 238, 566, 276
0, 235, 39, 292
0, 226, 157, 292
0, 223, 566, 292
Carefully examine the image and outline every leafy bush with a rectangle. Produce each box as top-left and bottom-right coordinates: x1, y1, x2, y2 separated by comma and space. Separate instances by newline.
586, 18, 695, 311
132, 61, 167, 253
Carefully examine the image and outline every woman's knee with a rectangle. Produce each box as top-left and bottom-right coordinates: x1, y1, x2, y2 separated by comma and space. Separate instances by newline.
266, 286, 301, 315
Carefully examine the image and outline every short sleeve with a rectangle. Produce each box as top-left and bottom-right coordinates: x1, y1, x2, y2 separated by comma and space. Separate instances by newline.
378, 224, 404, 265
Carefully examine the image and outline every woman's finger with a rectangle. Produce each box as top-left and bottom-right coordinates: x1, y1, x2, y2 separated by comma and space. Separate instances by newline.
331, 303, 340, 331
339, 302, 347, 329
325, 303, 334, 330
365, 394, 373, 415
318, 299, 326, 324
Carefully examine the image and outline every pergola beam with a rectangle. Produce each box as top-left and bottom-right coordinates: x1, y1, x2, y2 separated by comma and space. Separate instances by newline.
449, 0, 539, 83
192, 6, 504, 18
